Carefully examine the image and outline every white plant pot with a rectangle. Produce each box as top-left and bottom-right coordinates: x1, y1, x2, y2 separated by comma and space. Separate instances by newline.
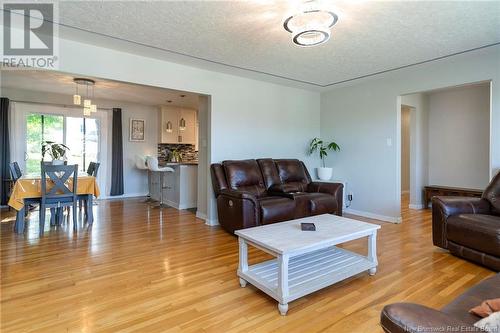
317, 167, 333, 181
51, 160, 64, 165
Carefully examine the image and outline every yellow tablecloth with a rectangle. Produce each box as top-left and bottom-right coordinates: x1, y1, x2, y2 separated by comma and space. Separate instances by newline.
8, 176, 100, 211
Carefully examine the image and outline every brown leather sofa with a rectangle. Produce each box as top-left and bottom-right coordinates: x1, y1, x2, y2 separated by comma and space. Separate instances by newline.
380, 273, 500, 332
432, 171, 500, 271
210, 159, 343, 234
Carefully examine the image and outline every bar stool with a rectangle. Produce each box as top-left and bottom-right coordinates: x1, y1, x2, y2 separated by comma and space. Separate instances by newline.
146, 157, 174, 208
136, 155, 153, 202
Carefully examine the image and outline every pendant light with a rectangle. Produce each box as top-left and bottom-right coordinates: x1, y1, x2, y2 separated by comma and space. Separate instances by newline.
179, 118, 186, 131
73, 78, 97, 116
73, 83, 81, 105
166, 121, 173, 133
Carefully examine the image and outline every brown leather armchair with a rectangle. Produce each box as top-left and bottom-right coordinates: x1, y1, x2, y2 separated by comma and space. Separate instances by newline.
211, 159, 343, 234
381, 273, 499, 333
432, 171, 500, 271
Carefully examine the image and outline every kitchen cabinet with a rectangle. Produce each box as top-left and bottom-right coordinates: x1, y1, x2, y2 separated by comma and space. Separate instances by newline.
159, 106, 197, 144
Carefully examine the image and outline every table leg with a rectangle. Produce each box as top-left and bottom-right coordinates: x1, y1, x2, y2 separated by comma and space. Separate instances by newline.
278, 254, 289, 315
368, 230, 378, 275
86, 195, 94, 224
238, 237, 248, 287
15, 207, 25, 234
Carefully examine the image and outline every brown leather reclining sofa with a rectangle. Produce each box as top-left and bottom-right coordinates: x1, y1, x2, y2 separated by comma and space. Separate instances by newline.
210, 159, 343, 234
432, 171, 500, 271
381, 273, 500, 332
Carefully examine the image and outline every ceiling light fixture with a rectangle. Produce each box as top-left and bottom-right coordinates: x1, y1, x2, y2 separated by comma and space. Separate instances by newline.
73, 78, 97, 116
283, 0, 338, 47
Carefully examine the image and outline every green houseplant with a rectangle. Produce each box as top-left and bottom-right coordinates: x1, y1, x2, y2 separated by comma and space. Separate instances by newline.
309, 137, 340, 180
41, 141, 69, 165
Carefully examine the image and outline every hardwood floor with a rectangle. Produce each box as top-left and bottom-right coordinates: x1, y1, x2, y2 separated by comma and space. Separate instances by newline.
0, 196, 494, 332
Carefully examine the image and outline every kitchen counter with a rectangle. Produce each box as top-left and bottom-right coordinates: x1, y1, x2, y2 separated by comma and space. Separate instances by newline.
151, 163, 198, 209
160, 162, 198, 166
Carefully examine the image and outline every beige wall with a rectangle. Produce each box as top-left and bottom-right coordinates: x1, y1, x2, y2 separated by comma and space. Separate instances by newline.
401, 106, 411, 192
427, 84, 490, 189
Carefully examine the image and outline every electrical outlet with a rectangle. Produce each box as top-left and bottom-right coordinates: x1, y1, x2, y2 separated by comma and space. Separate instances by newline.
347, 193, 353, 201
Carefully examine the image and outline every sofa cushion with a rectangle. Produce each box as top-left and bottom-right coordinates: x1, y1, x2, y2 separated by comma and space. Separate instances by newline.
258, 197, 295, 225
442, 274, 500, 325
447, 214, 500, 257
257, 158, 281, 190
309, 192, 338, 215
222, 159, 266, 198
274, 159, 311, 192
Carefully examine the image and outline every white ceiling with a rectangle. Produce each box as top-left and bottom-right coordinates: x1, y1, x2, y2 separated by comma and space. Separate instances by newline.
53, 0, 500, 88
1, 70, 200, 108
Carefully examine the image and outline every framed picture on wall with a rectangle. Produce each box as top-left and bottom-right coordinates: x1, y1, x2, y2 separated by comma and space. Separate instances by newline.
129, 118, 145, 142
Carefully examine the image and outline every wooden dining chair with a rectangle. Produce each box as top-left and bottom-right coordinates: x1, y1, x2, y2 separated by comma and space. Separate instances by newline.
8, 161, 36, 217
8, 162, 22, 182
39, 163, 79, 235
77, 162, 100, 212
86, 162, 100, 177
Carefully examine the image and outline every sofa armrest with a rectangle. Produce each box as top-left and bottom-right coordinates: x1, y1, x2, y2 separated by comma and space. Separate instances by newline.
381, 303, 480, 333
307, 182, 344, 215
219, 189, 258, 204
431, 197, 491, 248
216, 189, 260, 233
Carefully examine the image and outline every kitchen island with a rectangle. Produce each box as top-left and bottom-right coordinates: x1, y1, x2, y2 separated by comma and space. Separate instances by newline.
151, 163, 198, 209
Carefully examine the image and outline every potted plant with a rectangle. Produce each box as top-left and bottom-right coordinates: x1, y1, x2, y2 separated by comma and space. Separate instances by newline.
309, 137, 340, 180
41, 141, 69, 165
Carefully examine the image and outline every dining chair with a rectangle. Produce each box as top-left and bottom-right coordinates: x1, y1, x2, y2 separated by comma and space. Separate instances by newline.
77, 162, 100, 212
87, 162, 100, 177
8, 162, 24, 213
39, 163, 79, 235
8, 161, 38, 217
8, 162, 22, 182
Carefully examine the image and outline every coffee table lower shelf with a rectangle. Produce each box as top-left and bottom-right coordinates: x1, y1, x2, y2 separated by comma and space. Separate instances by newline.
238, 246, 376, 315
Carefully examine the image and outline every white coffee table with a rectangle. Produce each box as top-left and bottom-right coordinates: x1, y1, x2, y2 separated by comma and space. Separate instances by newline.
235, 214, 380, 315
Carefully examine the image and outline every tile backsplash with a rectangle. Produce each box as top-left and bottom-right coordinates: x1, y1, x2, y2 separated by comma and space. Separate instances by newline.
158, 144, 198, 164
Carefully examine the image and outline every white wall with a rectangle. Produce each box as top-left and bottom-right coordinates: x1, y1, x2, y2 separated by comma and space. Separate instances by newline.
108, 102, 158, 198
2, 88, 159, 197
51, 35, 320, 223
427, 84, 490, 189
321, 45, 499, 221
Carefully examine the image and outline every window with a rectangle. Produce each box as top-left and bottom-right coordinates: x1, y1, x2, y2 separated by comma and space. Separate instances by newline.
66, 117, 99, 172
25, 113, 100, 175
26, 114, 64, 174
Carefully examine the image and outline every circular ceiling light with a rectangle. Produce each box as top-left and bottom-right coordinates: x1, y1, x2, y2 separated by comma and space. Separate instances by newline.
283, 2, 338, 47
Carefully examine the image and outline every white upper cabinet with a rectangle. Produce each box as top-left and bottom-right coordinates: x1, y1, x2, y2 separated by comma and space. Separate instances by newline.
159, 106, 197, 144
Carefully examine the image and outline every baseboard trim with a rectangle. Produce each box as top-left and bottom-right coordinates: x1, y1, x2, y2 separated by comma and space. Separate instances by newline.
99, 193, 148, 200
408, 204, 425, 210
345, 208, 402, 224
196, 211, 219, 226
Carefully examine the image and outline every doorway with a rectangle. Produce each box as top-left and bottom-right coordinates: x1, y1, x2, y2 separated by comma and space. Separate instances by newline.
400, 105, 411, 204
398, 81, 491, 212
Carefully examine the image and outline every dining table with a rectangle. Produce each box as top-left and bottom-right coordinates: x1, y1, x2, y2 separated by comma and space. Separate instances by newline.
7, 174, 100, 234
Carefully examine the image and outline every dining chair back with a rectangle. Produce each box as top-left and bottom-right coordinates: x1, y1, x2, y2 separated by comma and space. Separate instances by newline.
39, 163, 79, 234
87, 162, 100, 177
8, 162, 22, 182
